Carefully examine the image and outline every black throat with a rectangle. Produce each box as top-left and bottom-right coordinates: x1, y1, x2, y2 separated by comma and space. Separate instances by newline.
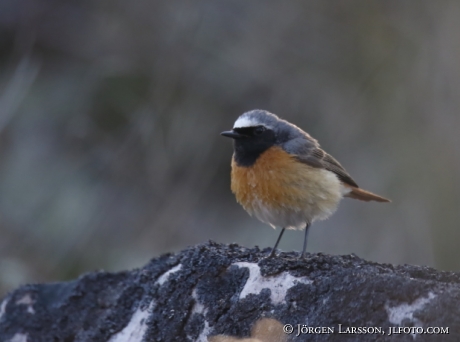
233, 133, 276, 167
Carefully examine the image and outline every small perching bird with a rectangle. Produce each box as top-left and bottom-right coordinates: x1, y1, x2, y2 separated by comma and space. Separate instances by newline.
221, 109, 390, 258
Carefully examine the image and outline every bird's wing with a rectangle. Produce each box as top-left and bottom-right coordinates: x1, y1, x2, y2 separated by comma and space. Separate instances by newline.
295, 147, 359, 188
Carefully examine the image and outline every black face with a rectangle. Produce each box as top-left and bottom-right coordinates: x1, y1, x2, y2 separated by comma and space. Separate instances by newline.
221, 125, 276, 167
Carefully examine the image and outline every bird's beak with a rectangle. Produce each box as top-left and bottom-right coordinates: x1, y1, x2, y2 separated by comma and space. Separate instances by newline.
220, 130, 246, 139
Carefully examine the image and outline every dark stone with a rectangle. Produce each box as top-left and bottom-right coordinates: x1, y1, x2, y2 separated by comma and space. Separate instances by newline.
1, 241, 460, 341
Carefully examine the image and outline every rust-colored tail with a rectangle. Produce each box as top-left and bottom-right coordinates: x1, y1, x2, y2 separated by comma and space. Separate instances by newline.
345, 186, 390, 202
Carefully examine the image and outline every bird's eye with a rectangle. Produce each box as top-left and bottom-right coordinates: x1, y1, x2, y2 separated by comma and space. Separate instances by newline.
254, 126, 266, 135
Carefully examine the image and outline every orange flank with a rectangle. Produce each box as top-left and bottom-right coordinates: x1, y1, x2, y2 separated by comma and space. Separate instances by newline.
231, 146, 344, 228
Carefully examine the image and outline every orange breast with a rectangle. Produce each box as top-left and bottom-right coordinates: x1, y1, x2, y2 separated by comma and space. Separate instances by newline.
230, 146, 343, 227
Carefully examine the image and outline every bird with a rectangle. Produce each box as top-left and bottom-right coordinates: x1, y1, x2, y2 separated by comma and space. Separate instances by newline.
221, 109, 390, 258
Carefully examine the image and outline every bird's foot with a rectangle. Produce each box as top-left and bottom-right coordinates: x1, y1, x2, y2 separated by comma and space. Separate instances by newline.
267, 248, 277, 258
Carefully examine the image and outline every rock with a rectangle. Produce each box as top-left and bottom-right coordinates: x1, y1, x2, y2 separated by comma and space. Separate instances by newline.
1, 241, 460, 341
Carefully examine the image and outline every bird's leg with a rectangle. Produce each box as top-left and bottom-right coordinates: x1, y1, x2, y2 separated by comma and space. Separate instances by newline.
268, 227, 286, 258
300, 223, 311, 259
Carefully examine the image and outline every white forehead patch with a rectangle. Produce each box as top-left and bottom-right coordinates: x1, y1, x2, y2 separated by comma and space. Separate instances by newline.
233, 116, 261, 129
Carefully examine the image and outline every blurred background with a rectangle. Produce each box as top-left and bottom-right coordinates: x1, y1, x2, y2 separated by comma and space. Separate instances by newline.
1, 0, 460, 297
